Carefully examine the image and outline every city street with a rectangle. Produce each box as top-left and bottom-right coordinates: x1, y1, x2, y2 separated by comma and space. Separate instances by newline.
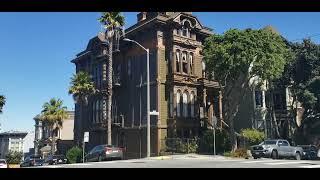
37, 154, 320, 168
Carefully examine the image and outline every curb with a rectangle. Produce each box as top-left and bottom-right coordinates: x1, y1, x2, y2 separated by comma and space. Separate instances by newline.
150, 156, 173, 160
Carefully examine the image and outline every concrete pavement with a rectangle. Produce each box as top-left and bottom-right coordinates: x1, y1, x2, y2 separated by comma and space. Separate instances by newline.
37, 154, 320, 168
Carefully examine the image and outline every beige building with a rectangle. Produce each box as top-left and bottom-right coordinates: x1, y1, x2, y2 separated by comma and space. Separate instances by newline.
34, 111, 74, 156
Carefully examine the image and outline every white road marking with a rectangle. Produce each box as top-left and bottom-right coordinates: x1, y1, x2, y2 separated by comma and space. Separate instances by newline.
264, 161, 309, 165
240, 159, 283, 164
299, 164, 320, 168
65, 163, 92, 166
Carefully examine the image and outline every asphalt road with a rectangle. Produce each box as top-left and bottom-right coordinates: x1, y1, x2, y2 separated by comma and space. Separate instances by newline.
35, 154, 320, 168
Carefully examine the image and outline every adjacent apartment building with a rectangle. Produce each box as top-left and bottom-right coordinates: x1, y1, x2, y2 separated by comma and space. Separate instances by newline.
0, 131, 27, 159
72, 12, 223, 158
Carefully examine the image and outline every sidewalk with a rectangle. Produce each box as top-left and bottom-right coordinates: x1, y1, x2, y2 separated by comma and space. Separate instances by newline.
148, 153, 231, 160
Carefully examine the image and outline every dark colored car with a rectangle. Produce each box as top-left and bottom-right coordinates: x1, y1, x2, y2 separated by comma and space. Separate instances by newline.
45, 155, 68, 165
20, 155, 44, 167
85, 145, 124, 162
297, 145, 319, 160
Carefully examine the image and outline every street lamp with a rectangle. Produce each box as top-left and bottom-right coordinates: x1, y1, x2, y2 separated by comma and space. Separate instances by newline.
123, 38, 151, 158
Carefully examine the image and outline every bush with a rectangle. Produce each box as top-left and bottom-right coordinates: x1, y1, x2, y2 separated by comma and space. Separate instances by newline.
241, 128, 265, 146
164, 138, 198, 154
223, 151, 232, 157
66, 146, 83, 164
232, 148, 249, 158
199, 129, 231, 154
5, 151, 23, 164
223, 148, 249, 158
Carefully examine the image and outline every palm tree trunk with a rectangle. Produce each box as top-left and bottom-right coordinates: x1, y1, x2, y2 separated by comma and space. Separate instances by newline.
107, 36, 113, 145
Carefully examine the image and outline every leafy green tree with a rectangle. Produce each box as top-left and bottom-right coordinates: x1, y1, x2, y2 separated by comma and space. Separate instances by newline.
203, 28, 290, 151
69, 71, 96, 145
39, 98, 68, 155
279, 39, 320, 140
98, 12, 125, 145
0, 95, 5, 113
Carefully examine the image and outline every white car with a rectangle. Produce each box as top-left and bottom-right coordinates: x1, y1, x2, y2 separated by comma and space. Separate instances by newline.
0, 159, 8, 168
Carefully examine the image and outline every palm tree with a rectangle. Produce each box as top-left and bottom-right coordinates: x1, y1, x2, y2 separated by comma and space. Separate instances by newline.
69, 71, 96, 145
0, 95, 5, 113
39, 98, 68, 155
98, 12, 125, 145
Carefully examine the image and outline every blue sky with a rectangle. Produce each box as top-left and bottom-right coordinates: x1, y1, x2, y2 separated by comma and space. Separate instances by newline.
1, 12, 320, 132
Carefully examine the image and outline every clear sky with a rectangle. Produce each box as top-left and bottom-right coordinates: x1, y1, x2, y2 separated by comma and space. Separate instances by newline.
1, 12, 320, 132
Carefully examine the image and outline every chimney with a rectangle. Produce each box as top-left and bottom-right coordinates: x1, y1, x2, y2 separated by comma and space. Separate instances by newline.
137, 12, 147, 22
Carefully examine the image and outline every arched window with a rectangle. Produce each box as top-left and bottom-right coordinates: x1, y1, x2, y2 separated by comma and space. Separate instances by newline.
182, 51, 188, 74
176, 50, 180, 72
189, 53, 194, 74
190, 92, 195, 117
183, 91, 189, 117
182, 21, 191, 37
176, 90, 181, 117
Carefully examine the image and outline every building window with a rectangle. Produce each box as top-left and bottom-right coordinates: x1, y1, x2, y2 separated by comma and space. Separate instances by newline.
92, 100, 96, 123
176, 50, 180, 72
182, 51, 188, 74
190, 92, 195, 117
182, 21, 191, 38
96, 100, 99, 123
127, 58, 131, 78
255, 91, 263, 108
176, 90, 181, 117
189, 53, 193, 74
169, 91, 173, 117
183, 91, 189, 117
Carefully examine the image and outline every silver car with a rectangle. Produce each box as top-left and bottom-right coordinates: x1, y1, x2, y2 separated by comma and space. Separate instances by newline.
0, 159, 8, 168
85, 145, 124, 162
251, 139, 303, 160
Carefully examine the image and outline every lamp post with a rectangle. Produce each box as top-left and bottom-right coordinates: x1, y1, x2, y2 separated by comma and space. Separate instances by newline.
123, 38, 150, 158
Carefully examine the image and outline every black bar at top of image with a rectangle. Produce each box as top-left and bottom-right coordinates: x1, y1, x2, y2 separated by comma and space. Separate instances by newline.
0, 0, 320, 12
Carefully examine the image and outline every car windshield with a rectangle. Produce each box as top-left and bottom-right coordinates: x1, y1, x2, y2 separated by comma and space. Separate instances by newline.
263, 140, 277, 145
0, 160, 6, 164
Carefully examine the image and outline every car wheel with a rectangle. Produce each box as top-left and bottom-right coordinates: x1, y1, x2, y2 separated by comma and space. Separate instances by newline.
253, 156, 258, 159
295, 152, 301, 160
271, 150, 278, 159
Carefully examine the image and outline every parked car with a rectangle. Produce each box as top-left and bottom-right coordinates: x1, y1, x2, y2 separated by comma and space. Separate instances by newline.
20, 155, 44, 167
251, 139, 304, 160
0, 159, 8, 168
85, 145, 124, 162
45, 155, 68, 165
297, 145, 319, 160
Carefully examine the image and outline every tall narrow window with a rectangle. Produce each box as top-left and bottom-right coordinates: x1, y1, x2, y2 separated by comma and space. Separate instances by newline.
182, 52, 188, 74
169, 91, 173, 117
255, 91, 263, 108
176, 91, 181, 117
189, 53, 193, 74
92, 100, 96, 123
96, 100, 99, 123
183, 91, 189, 117
127, 58, 131, 78
190, 92, 195, 117
176, 50, 180, 72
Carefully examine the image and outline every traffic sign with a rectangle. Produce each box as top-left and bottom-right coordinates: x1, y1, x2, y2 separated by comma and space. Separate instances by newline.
84, 132, 89, 143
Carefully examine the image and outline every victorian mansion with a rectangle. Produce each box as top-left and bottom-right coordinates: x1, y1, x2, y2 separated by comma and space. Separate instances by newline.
72, 12, 222, 158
